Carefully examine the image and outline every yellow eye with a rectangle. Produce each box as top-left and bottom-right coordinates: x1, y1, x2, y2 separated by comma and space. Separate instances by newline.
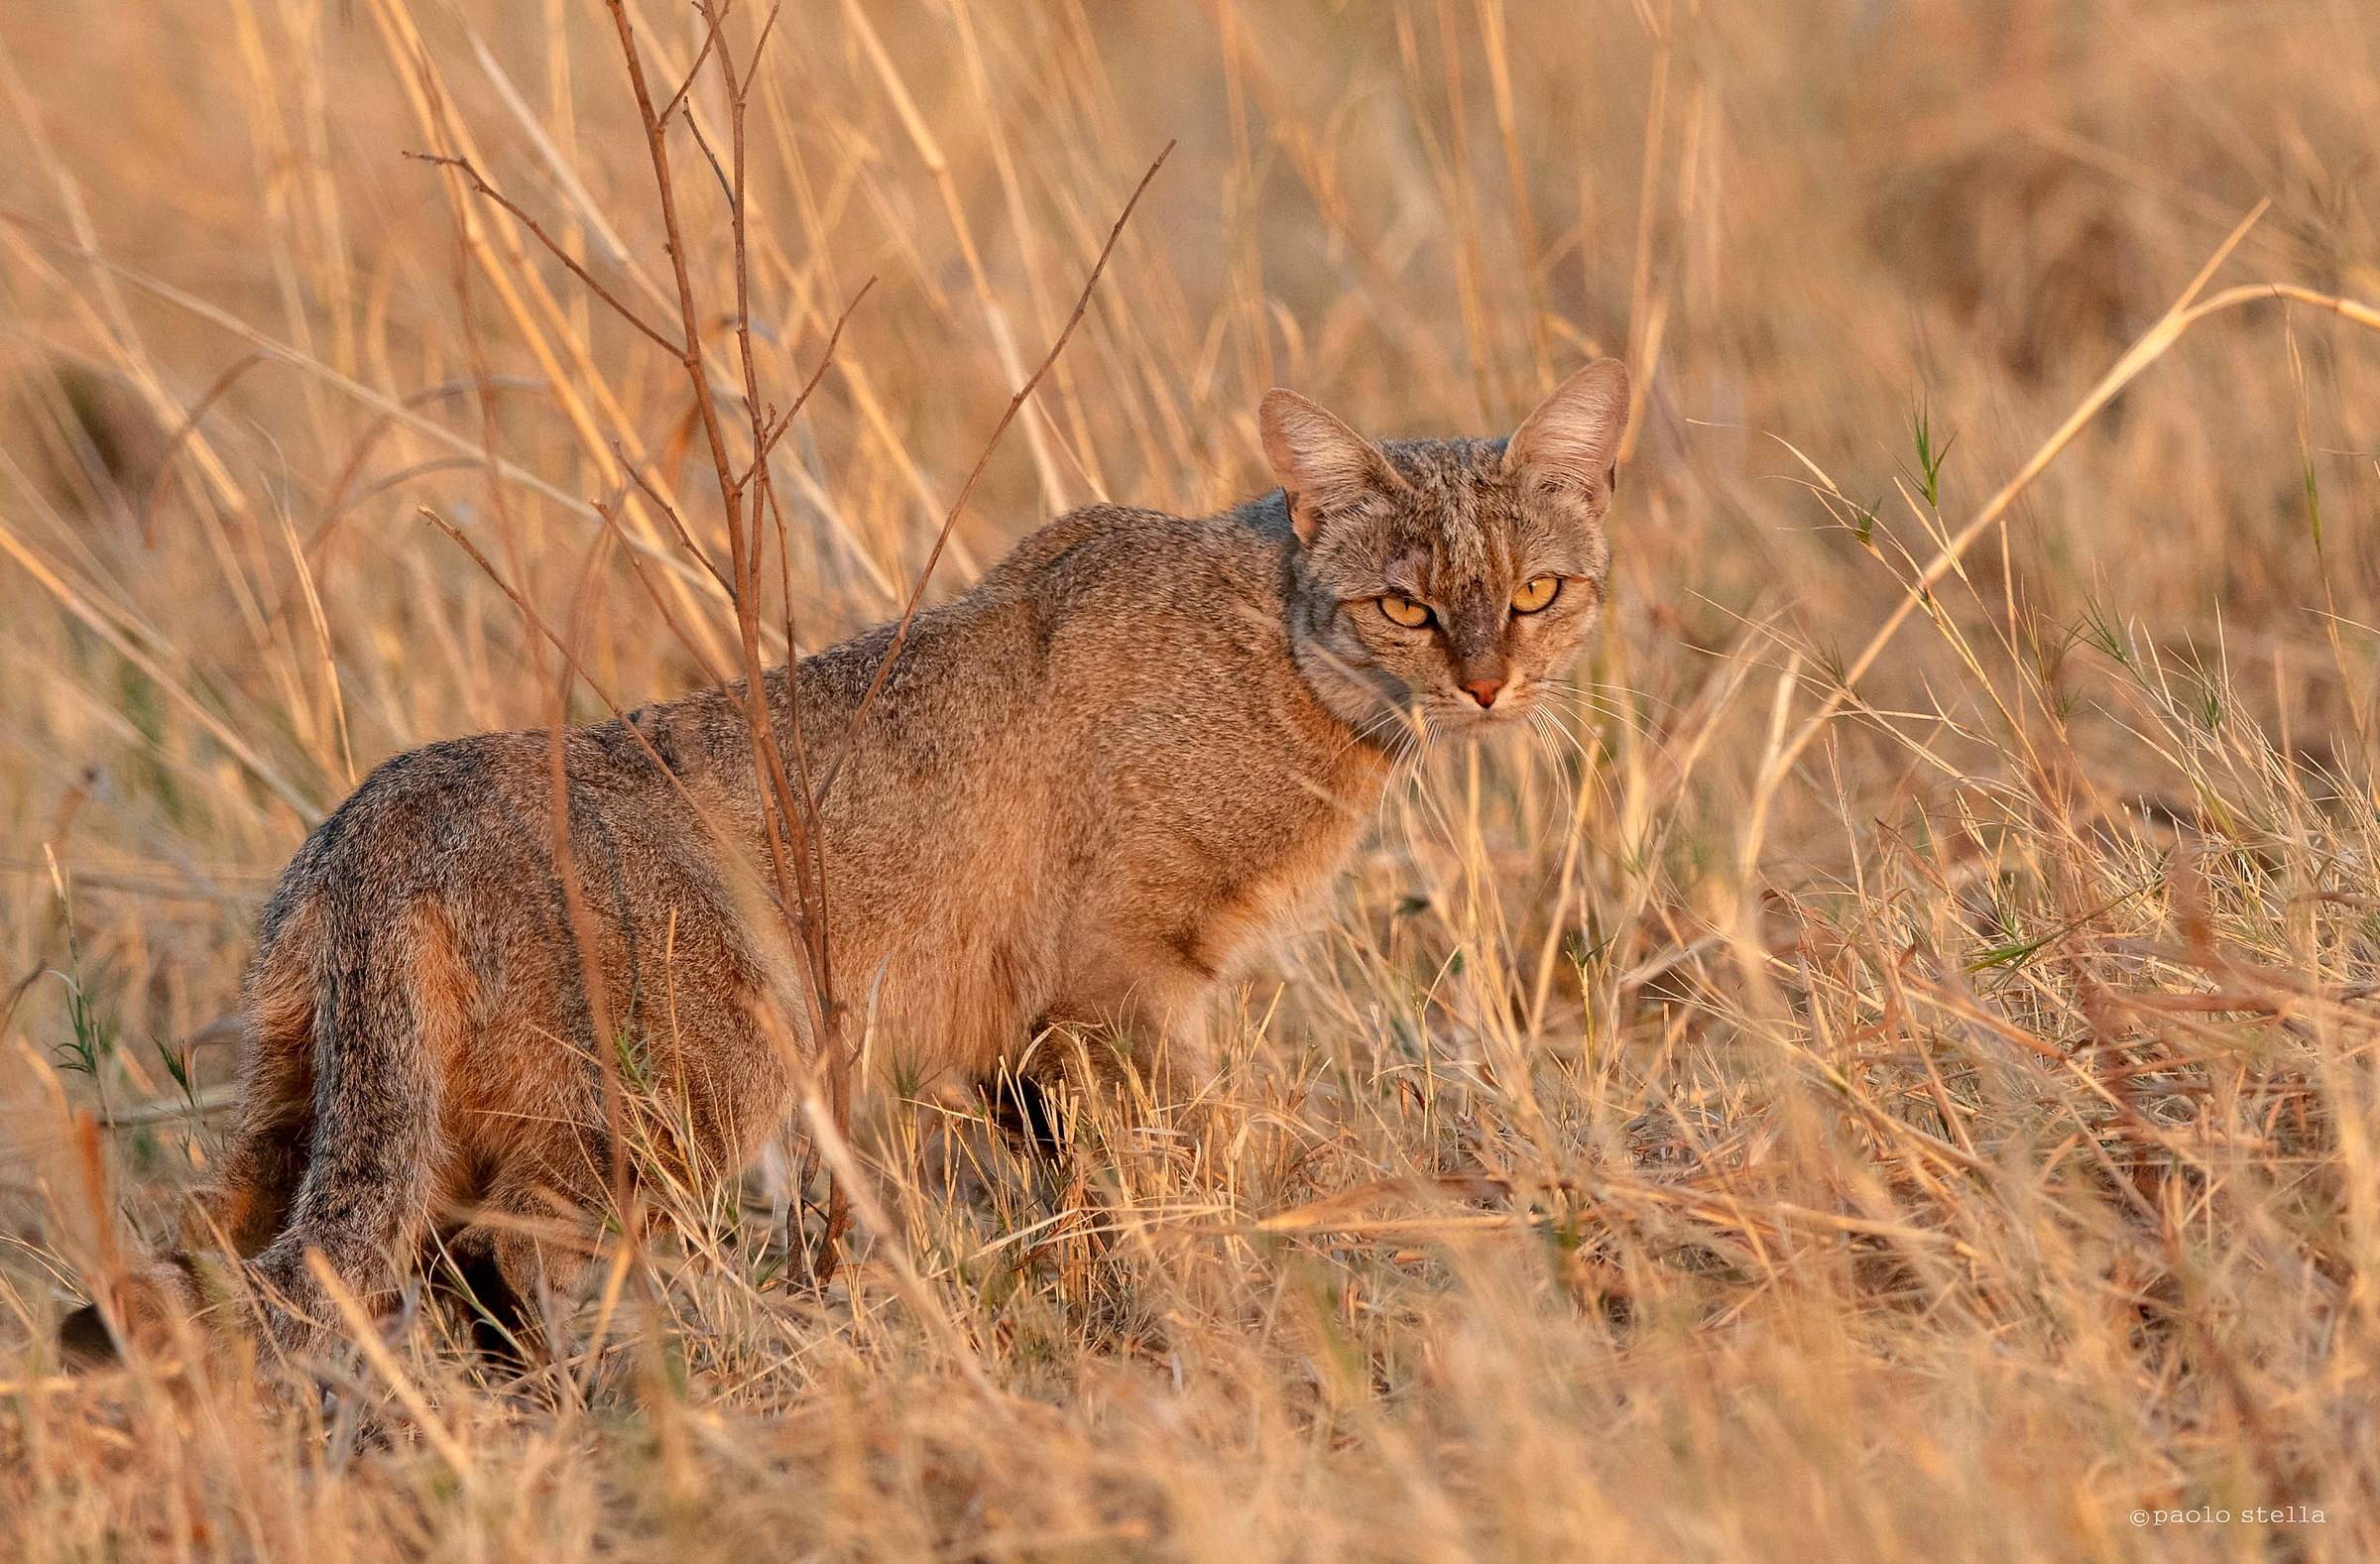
1510, 575, 1561, 614
1377, 594, 1434, 629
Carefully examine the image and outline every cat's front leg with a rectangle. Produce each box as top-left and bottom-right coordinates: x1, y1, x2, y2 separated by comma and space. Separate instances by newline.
1115, 988, 1223, 1114
1040, 957, 1221, 1112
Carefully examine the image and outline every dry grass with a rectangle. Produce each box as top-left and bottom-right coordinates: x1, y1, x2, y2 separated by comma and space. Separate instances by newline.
4, 0, 2380, 1558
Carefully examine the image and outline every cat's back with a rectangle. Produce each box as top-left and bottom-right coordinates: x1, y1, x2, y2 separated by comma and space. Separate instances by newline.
979, 497, 1299, 665
787, 495, 1318, 837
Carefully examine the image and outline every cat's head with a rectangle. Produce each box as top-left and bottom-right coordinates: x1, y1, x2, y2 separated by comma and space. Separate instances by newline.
1262, 360, 1628, 740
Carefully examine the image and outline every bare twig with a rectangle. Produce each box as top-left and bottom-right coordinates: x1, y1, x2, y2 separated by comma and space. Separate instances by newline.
604, 0, 860, 1278
406, 151, 687, 357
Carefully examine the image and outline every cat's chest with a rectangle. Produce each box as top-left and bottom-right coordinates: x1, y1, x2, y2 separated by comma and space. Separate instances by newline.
1166, 742, 1392, 972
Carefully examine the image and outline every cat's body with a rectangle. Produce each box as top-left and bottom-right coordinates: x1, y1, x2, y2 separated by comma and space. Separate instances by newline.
64, 362, 1627, 1364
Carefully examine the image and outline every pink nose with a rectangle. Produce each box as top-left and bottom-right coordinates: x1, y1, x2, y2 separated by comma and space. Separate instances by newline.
1462, 678, 1503, 708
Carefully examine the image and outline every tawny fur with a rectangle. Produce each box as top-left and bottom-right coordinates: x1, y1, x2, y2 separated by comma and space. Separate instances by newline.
65, 363, 1628, 1365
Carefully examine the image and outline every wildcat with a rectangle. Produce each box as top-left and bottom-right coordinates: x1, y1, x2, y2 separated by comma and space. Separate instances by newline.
63, 359, 1627, 1364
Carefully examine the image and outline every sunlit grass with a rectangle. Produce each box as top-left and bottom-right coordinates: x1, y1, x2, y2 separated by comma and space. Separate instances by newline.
3, 1, 2379, 1559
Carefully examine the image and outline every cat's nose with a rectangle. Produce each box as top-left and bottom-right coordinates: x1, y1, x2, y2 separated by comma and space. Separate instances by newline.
1461, 677, 1503, 708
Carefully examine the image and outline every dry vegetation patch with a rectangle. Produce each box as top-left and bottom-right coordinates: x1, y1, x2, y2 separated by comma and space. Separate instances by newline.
3, 1, 2379, 1559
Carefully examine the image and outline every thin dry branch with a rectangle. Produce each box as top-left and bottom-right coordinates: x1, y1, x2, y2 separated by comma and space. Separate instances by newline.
406, 151, 686, 357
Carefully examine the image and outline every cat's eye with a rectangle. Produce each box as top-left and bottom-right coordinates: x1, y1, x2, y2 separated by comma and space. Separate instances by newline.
1377, 594, 1434, 629
1510, 575, 1561, 614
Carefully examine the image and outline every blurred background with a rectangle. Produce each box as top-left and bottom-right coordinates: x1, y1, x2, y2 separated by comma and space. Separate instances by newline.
4, 2, 2379, 1557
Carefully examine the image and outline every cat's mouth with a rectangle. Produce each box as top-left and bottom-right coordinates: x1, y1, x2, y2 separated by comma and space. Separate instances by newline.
1417, 681, 1537, 734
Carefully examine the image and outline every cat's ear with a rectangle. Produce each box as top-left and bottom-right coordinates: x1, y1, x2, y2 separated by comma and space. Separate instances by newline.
1259, 389, 1406, 546
1504, 359, 1630, 509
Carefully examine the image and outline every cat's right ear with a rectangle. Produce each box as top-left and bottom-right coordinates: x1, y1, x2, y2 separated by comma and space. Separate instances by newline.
1259, 390, 1405, 546
1504, 359, 1630, 510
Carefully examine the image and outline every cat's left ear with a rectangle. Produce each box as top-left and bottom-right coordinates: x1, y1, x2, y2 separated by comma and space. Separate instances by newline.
1504, 359, 1630, 510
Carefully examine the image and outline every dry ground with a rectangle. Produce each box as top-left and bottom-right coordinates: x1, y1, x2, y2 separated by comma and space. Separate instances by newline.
4, 1, 2380, 1559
